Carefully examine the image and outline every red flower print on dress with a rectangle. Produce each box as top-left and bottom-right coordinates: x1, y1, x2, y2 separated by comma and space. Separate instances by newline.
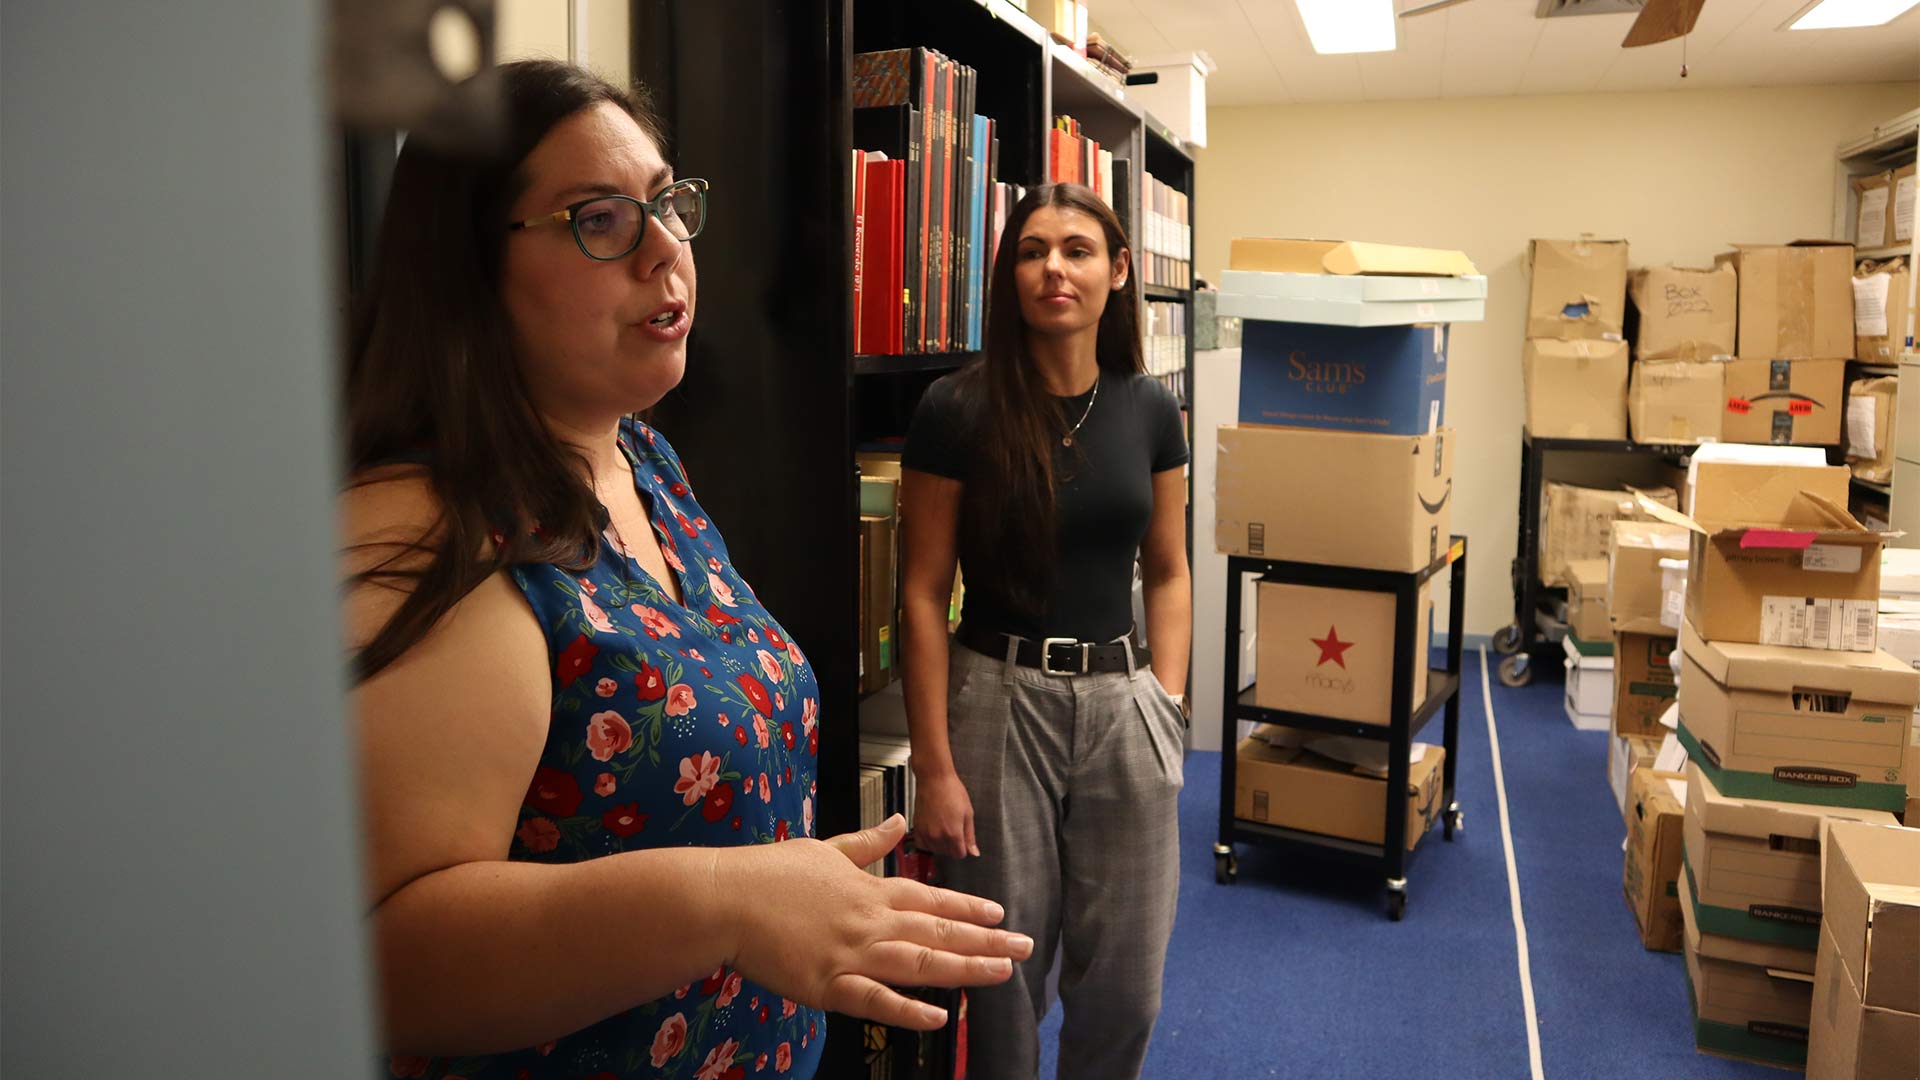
537, 1042, 555, 1056
808, 727, 819, 756
720, 971, 744, 1007
782, 998, 797, 1019
703, 782, 735, 823
731, 816, 742, 831
708, 556, 723, 573
703, 668, 713, 678
696, 517, 709, 531
670, 481, 690, 497
756, 650, 782, 685
803, 797, 813, 838
706, 603, 741, 627
777, 1042, 793, 1072
757, 1054, 769, 1071
753, 714, 771, 749
710, 573, 739, 607
695, 1037, 742, 1079
689, 648, 706, 662
662, 544, 687, 574
576, 577, 597, 596
650, 1013, 689, 1068
738, 673, 773, 716
742, 776, 753, 797
556, 634, 598, 686
758, 1005, 771, 1023
758, 772, 772, 804
516, 817, 560, 853
787, 642, 806, 668
781, 722, 795, 751
766, 626, 786, 649
775, 692, 786, 713
586, 711, 633, 762
388, 1056, 432, 1078
526, 766, 583, 817
633, 605, 681, 640
666, 683, 697, 717
602, 525, 632, 558
801, 698, 819, 733
674, 752, 722, 806
579, 590, 615, 634
594, 677, 618, 698
702, 967, 727, 996
734, 725, 748, 746
774, 821, 790, 842
749, 629, 761, 644
677, 512, 699, 539
636, 660, 667, 702
603, 803, 647, 837
594, 772, 617, 797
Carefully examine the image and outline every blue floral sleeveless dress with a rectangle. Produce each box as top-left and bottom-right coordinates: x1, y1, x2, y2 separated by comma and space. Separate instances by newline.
386, 420, 825, 1080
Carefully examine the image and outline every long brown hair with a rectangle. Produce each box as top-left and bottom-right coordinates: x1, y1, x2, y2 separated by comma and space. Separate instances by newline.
345, 60, 667, 682
958, 182, 1143, 619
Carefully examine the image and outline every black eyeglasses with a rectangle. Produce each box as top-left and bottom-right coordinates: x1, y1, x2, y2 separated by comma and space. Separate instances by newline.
506, 177, 709, 260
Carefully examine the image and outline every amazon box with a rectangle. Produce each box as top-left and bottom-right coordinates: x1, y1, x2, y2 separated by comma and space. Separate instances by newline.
1215, 425, 1453, 573
1233, 731, 1444, 851
1723, 357, 1847, 446
1609, 519, 1690, 634
1238, 320, 1448, 436
1624, 767, 1688, 953
1629, 265, 1738, 362
1629, 359, 1726, 445
1253, 578, 1431, 725
1682, 762, 1900, 949
1540, 481, 1677, 588
1718, 242, 1856, 362
1677, 622, 1917, 813
1522, 338, 1628, 440
1640, 462, 1884, 651
1614, 632, 1678, 739
1680, 870, 1817, 1071
1527, 237, 1629, 341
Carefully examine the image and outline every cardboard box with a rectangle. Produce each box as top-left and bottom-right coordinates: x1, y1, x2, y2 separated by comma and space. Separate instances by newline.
1628, 359, 1726, 445
1614, 631, 1678, 739
1845, 376, 1897, 484
1682, 892, 1816, 1070
1680, 869, 1817, 974
1216, 270, 1486, 327
1808, 919, 1920, 1080
1723, 357, 1848, 446
1894, 162, 1916, 246
1253, 578, 1431, 725
1678, 622, 1917, 812
1624, 767, 1688, 953
1852, 171, 1895, 251
1612, 731, 1665, 823
1527, 237, 1629, 341
1609, 519, 1690, 634
1629, 264, 1738, 362
1819, 818, 1920, 1015
1521, 338, 1628, 440
1215, 425, 1453, 572
1718, 242, 1856, 362
859, 514, 895, 695
1640, 462, 1884, 652
1541, 481, 1677, 588
1232, 733, 1445, 850
1565, 558, 1611, 642
1238, 321, 1448, 435
1564, 636, 1613, 730
1909, 744, 1919, 825
1853, 262, 1911, 365
1227, 238, 1480, 279
1682, 762, 1901, 947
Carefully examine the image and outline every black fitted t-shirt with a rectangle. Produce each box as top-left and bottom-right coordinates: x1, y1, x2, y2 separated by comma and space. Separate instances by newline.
903, 368, 1190, 643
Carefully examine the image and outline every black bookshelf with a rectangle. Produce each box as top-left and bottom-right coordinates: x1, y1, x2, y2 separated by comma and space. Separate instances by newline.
632, 3, 1198, 1072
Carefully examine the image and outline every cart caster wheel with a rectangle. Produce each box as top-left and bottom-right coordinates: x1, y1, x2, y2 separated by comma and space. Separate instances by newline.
1497, 653, 1532, 688
1444, 806, 1464, 841
1492, 624, 1522, 655
1386, 889, 1407, 922
1214, 852, 1238, 885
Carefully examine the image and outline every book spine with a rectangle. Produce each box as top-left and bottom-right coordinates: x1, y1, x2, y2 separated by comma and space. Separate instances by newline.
852, 149, 866, 355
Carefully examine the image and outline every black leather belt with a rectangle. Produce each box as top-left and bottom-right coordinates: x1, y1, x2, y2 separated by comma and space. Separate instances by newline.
955, 623, 1151, 676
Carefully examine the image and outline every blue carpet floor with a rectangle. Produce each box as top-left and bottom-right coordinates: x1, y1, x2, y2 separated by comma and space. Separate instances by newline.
1036, 647, 1782, 1079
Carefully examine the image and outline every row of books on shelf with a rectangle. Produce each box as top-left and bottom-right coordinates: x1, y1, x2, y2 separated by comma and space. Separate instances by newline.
1145, 299, 1189, 400
1142, 170, 1192, 290
852, 46, 1017, 357
1047, 114, 1118, 210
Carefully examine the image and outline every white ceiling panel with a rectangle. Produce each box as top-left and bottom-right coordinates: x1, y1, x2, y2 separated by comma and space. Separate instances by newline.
1086, 0, 1920, 105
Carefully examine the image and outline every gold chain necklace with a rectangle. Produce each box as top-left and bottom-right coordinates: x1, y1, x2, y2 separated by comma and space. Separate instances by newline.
1062, 373, 1100, 447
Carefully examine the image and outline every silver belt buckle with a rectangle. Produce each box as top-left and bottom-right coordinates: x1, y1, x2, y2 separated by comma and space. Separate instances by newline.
1041, 637, 1089, 676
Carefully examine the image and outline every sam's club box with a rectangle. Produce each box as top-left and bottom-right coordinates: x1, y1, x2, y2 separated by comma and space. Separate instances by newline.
1238, 320, 1448, 436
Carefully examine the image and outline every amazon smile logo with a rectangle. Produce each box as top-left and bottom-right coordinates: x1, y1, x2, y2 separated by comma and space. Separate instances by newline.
1418, 481, 1451, 515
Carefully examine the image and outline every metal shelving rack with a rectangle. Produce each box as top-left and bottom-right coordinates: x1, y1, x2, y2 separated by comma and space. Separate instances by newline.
1214, 537, 1468, 921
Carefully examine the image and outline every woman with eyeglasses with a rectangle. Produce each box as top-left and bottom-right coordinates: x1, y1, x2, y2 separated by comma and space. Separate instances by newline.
344, 60, 1027, 1080
897, 183, 1192, 1079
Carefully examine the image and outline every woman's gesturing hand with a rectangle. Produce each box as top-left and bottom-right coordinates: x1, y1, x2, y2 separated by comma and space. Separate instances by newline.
911, 769, 979, 859
715, 814, 1028, 1030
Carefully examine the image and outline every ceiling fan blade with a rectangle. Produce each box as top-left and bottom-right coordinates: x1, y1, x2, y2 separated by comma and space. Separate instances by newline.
1623, 0, 1706, 47
1399, 0, 1472, 16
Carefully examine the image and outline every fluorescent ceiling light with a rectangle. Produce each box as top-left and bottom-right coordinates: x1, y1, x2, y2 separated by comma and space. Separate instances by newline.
1296, 0, 1397, 54
1787, 0, 1920, 29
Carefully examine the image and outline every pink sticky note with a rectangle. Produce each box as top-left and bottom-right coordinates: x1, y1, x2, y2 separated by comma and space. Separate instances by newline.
1740, 530, 1816, 550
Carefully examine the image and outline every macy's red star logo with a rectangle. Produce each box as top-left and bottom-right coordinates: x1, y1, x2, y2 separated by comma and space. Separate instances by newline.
1310, 626, 1354, 669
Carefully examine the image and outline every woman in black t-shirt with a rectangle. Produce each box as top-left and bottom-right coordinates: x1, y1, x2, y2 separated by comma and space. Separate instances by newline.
898, 183, 1192, 1080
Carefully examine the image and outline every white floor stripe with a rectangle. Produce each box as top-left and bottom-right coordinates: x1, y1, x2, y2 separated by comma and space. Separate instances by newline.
1480, 646, 1545, 1080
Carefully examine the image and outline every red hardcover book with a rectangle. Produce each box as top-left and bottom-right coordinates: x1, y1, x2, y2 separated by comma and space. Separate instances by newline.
860, 160, 904, 355
852, 149, 867, 354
